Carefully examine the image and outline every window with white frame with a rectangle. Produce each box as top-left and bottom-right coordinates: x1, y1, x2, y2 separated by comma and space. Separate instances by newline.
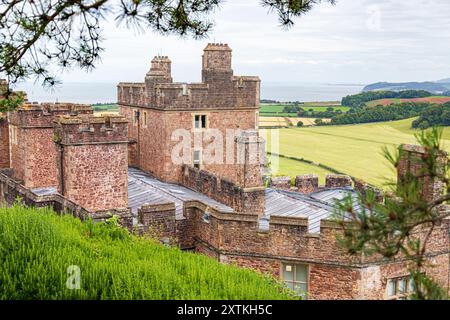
386, 276, 416, 300
193, 150, 201, 169
282, 263, 308, 297
194, 114, 207, 129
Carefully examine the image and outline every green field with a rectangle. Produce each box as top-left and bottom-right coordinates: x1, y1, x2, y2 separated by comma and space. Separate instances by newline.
260, 103, 350, 116
262, 118, 450, 187
268, 155, 334, 185
0, 205, 293, 300
92, 103, 119, 112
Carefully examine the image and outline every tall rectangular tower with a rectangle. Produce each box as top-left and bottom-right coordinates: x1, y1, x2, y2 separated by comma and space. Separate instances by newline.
118, 43, 262, 186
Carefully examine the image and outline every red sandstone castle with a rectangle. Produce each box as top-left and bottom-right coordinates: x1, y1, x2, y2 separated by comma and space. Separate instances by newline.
0, 44, 449, 300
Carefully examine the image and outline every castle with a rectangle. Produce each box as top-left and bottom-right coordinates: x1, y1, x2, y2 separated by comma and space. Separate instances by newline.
0, 44, 449, 300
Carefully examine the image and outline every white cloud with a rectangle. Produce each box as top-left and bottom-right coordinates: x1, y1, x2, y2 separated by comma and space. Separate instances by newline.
27, 0, 450, 84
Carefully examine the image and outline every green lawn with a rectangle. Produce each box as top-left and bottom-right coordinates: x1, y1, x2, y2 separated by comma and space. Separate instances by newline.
0, 205, 293, 300
262, 118, 450, 187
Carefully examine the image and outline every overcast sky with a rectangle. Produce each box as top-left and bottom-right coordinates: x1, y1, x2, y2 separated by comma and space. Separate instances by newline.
53, 0, 450, 85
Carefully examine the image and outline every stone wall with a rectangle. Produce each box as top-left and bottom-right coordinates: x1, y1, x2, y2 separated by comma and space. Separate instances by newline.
181, 165, 265, 216
269, 176, 291, 190
138, 203, 176, 242
397, 144, 447, 202
8, 103, 92, 189
120, 106, 260, 185
295, 174, 319, 194
0, 115, 9, 168
54, 115, 129, 212
325, 174, 353, 188
0, 169, 132, 227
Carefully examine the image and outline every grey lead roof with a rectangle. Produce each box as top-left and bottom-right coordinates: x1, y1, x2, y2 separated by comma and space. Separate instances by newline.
128, 167, 234, 219
129, 167, 358, 233
29, 168, 359, 234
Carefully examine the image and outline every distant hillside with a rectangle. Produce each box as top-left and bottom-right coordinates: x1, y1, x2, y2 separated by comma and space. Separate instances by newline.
363, 81, 450, 94
437, 78, 450, 84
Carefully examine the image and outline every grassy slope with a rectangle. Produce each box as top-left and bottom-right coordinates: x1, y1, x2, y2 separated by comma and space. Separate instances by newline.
267, 155, 333, 185
263, 118, 450, 187
0, 205, 292, 300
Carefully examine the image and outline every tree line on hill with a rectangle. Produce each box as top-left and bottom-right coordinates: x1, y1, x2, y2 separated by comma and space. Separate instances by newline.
328, 102, 429, 125
283, 105, 342, 118
411, 102, 450, 129
341, 90, 432, 108
316, 101, 450, 129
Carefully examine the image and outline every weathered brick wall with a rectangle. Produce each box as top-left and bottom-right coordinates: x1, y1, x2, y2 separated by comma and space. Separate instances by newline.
0, 169, 133, 226
181, 165, 265, 215
269, 176, 291, 190
295, 175, 319, 194
0, 115, 9, 168
138, 203, 176, 241
325, 174, 353, 188
54, 115, 129, 212
8, 103, 92, 189
397, 144, 447, 202
120, 106, 259, 184
176, 201, 449, 300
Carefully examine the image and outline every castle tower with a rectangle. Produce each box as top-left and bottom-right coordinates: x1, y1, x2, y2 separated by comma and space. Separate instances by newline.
397, 144, 448, 202
118, 43, 260, 185
8, 103, 92, 189
145, 56, 173, 88
54, 115, 129, 212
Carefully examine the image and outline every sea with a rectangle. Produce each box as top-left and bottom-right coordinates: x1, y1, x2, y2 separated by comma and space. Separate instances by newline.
14, 82, 365, 104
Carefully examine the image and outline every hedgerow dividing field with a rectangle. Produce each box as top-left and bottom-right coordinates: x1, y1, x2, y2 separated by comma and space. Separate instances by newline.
262, 118, 450, 187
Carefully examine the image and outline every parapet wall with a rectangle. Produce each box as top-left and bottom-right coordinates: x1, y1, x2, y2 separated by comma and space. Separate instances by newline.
0, 169, 132, 228
181, 165, 265, 216
269, 174, 354, 194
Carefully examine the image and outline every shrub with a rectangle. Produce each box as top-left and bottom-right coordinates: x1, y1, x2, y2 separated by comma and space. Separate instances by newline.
296, 121, 304, 127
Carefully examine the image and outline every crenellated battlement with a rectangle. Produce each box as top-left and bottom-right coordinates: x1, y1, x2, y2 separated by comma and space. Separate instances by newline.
54, 115, 128, 146
9, 103, 93, 128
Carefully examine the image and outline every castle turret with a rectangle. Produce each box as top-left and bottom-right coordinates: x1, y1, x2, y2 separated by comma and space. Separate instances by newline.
202, 43, 233, 83
145, 56, 173, 87
54, 115, 129, 212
